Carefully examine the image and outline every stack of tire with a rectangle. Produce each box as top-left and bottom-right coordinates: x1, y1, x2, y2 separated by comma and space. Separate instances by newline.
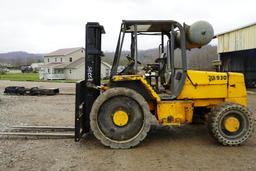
4, 86, 59, 96
4, 86, 29, 95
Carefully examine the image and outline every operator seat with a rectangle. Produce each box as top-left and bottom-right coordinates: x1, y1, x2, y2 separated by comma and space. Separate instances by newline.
154, 53, 167, 72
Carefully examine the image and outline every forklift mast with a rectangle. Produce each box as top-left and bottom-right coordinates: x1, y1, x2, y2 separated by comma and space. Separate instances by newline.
75, 22, 105, 141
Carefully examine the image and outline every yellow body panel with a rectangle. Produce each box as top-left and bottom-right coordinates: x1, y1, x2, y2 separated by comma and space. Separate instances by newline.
157, 101, 193, 125
225, 97, 246, 107
226, 72, 247, 106
178, 70, 246, 107
193, 99, 224, 107
112, 75, 161, 101
178, 70, 228, 99
111, 71, 247, 126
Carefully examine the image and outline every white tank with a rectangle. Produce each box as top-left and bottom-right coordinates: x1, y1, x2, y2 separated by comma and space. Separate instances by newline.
176, 20, 214, 49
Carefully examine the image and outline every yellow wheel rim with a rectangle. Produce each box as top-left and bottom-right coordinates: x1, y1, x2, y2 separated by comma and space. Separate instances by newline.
113, 110, 129, 127
224, 116, 240, 133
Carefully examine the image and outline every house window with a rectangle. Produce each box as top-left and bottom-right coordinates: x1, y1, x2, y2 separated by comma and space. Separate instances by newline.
69, 69, 72, 74
55, 58, 57, 62
60, 58, 62, 62
69, 57, 72, 62
56, 69, 63, 74
106, 68, 110, 77
47, 58, 50, 62
48, 69, 50, 73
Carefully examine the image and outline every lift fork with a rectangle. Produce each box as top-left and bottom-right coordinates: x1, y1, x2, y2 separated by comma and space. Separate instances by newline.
0, 125, 75, 139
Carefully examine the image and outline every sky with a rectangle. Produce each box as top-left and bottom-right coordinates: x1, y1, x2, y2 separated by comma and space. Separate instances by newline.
0, 0, 255, 53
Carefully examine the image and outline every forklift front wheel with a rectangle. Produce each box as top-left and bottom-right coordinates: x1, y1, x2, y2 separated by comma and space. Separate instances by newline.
90, 87, 151, 149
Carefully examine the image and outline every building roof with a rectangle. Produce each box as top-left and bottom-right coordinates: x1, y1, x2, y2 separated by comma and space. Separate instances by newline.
45, 47, 84, 57
66, 57, 84, 69
101, 61, 112, 68
216, 22, 256, 53
215, 22, 256, 37
42, 57, 84, 69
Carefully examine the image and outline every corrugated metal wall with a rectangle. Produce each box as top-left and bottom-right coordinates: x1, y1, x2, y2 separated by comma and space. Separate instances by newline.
220, 49, 256, 87
218, 25, 256, 53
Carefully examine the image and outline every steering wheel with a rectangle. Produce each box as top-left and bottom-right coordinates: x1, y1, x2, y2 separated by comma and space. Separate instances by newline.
126, 55, 142, 65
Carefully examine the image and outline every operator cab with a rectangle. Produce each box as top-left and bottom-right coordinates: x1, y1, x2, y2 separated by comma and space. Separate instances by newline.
110, 20, 187, 98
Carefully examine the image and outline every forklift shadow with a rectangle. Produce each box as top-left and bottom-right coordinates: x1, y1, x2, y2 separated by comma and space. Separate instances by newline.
79, 124, 213, 149
143, 124, 212, 145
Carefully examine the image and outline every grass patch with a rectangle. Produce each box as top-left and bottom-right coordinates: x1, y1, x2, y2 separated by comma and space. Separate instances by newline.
101, 79, 109, 84
0, 73, 78, 83
0, 72, 108, 83
0, 73, 39, 81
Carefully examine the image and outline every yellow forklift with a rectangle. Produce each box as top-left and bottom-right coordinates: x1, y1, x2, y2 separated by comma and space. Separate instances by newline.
75, 20, 254, 148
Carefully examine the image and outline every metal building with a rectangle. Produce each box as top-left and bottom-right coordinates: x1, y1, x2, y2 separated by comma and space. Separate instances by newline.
216, 23, 256, 87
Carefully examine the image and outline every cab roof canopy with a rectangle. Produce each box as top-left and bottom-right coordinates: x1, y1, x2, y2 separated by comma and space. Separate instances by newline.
122, 20, 179, 33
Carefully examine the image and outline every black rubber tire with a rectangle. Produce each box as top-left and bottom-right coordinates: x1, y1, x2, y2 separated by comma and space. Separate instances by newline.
208, 102, 254, 146
90, 87, 151, 149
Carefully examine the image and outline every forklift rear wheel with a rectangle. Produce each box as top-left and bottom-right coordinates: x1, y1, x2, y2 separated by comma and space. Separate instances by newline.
90, 87, 151, 149
208, 102, 254, 146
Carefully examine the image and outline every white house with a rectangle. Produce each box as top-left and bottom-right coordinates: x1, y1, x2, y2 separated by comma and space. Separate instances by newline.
101, 61, 111, 79
40, 47, 112, 80
40, 47, 85, 80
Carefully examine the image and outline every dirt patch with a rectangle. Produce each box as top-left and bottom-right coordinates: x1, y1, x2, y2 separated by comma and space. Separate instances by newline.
0, 81, 256, 170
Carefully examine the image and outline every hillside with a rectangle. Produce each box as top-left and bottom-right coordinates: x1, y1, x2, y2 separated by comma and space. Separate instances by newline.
0, 45, 218, 70
103, 45, 218, 70
0, 51, 43, 66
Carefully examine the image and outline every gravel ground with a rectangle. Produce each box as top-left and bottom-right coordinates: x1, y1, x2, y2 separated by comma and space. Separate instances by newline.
0, 80, 256, 171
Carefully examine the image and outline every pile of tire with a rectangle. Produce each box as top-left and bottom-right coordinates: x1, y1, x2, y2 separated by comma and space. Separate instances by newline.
4, 86, 59, 96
